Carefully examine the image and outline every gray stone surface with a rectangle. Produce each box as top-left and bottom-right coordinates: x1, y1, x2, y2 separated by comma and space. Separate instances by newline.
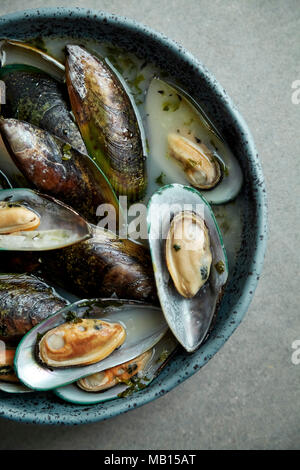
0, 0, 299, 450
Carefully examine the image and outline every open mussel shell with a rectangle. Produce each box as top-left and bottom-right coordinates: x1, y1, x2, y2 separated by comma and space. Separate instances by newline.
147, 184, 228, 352
0, 188, 91, 251
146, 78, 243, 204
0, 39, 65, 81
14, 298, 168, 391
54, 331, 178, 405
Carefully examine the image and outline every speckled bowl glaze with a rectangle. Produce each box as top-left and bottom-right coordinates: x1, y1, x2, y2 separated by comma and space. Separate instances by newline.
0, 7, 267, 425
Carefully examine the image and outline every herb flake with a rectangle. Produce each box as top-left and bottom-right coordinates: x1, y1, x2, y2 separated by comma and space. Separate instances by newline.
215, 261, 225, 274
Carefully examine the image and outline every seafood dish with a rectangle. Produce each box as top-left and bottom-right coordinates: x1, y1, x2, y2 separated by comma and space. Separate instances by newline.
0, 37, 243, 402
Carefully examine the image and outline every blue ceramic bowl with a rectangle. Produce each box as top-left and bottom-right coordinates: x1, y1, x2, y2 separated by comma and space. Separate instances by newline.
0, 7, 267, 425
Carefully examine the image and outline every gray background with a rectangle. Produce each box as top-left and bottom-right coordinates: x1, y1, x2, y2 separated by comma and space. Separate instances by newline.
0, 0, 299, 450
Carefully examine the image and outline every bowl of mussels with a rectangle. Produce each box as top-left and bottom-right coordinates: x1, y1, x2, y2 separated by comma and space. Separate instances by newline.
0, 8, 267, 424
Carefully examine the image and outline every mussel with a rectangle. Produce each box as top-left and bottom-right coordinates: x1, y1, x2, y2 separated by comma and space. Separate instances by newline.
0, 40, 68, 188
0, 273, 67, 341
0, 189, 91, 251
39, 318, 126, 368
15, 299, 168, 390
147, 184, 228, 352
146, 78, 243, 204
66, 45, 147, 201
0, 64, 87, 155
77, 350, 151, 392
0, 119, 120, 224
40, 225, 158, 303
54, 331, 178, 404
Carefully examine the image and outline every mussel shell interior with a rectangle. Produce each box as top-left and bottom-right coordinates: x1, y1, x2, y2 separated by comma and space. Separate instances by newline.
0, 188, 91, 251
54, 331, 178, 405
0, 39, 65, 81
146, 78, 243, 204
14, 298, 168, 391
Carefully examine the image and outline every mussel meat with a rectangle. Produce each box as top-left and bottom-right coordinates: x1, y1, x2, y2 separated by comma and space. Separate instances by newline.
39, 318, 126, 368
168, 133, 221, 189
165, 210, 212, 298
54, 331, 178, 404
0, 202, 40, 234
77, 349, 152, 392
15, 299, 168, 390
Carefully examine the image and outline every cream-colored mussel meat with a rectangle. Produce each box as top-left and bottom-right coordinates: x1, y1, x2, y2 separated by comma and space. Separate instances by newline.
39, 318, 126, 368
166, 210, 212, 298
77, 350, 152, 392
168, 133, 221, 189
0, 202, 40, 234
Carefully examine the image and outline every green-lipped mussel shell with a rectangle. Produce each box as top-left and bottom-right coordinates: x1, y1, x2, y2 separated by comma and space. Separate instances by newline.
0, 118, 120, 225
66, 45, 147, 201
15, 298, 168, 391
40, 224, 158, 304
146, 78, 243, 204
147, 184, 228, 352
0, 224, 157, 303
0, 273, 67, 341
54, 331, 178, 404
0, 64, 87, 155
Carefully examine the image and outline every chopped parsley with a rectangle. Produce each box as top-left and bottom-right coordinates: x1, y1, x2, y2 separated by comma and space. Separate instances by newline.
62, 143, 72, 161
65, 311, 83, 324
173, 244, 181, 252
117, 375, 150, 398
215, 261, 225, 274
162, 101, 180, 112
128, 74, 145, 94
36, 332, 45, 343
155, 172, 166, 186
156, 349, 170, 364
